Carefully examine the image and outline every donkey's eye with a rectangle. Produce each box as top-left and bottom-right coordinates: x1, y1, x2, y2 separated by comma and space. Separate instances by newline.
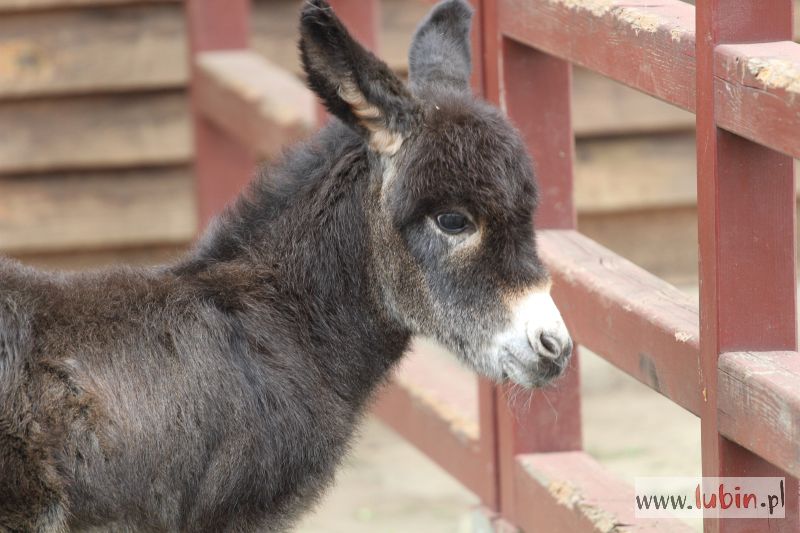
435, 212, 470, 234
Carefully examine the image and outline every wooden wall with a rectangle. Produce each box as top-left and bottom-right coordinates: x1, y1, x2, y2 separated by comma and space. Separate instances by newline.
1, 0, 798, 283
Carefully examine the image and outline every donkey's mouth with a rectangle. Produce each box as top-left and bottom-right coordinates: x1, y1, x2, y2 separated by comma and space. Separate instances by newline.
499, 344, 571, 389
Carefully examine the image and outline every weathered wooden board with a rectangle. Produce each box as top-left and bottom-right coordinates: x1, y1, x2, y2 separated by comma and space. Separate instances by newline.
514, 452, 693, 532
194, 50, 315, 160
0, 0, 431, 98
499, 0, 697, 112
680, 0, 800, 42
0, 4, 186, 98
579, 207, 699, 285
580, 195, 800, 286
574, 133, 697, 213
576, 136, 799, 215
0, 92, 190, 174
0, 167, 196, 253
718, 351, 800, 480
0, 0, 177, 10
715, 42, 800, 161
571, 68, 694, 137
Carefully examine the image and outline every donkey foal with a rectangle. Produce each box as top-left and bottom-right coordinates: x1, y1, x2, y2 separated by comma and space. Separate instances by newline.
0, 1, 572, 531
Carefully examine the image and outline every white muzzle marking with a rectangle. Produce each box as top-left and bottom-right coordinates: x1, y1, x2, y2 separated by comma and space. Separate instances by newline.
490, 286, 572, 386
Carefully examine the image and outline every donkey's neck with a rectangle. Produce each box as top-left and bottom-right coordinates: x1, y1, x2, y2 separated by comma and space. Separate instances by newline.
179, 122, 410, 404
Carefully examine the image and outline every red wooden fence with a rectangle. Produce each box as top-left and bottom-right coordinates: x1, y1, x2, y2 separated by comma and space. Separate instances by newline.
185, 0, 800, 531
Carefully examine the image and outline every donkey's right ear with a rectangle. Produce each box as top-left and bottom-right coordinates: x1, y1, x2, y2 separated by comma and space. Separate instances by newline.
299, 0, 419, 155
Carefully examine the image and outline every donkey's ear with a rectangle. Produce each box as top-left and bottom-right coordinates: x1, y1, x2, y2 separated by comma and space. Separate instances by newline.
299, 0, 419, 155
408, 0, 474, 94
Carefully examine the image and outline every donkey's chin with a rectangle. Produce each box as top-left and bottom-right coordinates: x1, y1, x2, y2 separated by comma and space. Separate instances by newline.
499, 349, 569, 389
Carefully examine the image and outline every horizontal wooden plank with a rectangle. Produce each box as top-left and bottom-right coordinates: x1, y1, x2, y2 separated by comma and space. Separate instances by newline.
577, 136, 800, 214
0, 4, 185, 98
0, 166, 196, 253
718, 351, 800, 479
0, 92, 190, 174
572, 68, 694, 137
538, 230, 702, 415
194, 50, 315, 160
673, 0, 800, 42
373, 339, 488, 499
578, 207, 699, 286
0, 0, 432, 98
715, 42, 800, 160
514, 452, 693, 532
500, 1, 800, 159
499, 0, 697, 112
575, 133, 697, 213
0, 0, 176, 10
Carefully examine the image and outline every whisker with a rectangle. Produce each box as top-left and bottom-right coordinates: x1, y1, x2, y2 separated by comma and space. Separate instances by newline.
542, 389, 559, 422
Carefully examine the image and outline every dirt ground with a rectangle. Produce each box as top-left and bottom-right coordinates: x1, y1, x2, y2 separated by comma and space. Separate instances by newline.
299, 290, 703, 532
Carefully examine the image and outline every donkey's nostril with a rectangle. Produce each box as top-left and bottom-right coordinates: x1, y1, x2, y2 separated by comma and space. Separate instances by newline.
539, 333, 563, 359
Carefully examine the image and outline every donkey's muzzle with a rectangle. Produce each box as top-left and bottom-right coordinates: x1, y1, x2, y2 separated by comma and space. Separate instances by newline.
495, 288, 572, 388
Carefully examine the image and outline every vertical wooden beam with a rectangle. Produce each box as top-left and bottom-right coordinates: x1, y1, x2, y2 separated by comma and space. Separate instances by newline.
487, 32, 583, 524
696, 1, 798, 532
185, 0, 255, 229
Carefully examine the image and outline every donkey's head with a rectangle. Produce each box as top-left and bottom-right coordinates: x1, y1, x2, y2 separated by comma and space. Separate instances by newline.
299, 0, 571, 388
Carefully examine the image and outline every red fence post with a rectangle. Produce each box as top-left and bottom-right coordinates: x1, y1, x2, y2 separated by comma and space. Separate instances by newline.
185, 0, 255, 228
696, 1, 799, 532
484, 1, 583, 523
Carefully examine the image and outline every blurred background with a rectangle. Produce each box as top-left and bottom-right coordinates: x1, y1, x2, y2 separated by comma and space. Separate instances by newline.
1, 1, 798, 531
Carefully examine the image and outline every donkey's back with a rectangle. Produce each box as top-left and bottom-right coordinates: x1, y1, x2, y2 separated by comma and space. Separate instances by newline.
0, 259, 348, 531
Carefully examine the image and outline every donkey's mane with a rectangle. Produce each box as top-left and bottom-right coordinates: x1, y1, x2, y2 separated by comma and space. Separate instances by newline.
182, 121, 367, 271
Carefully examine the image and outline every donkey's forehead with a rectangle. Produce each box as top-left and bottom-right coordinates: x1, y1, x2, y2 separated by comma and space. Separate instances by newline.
394, 95, 536, 213
413, 97, 526, 165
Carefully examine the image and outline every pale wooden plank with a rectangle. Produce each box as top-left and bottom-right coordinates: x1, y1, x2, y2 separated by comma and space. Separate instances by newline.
194, 50, 315, 160
0, 4, 185, 98
572, 68, 695, 137
575, 133, 697, 213
0, 0, 177, 10
579, 207, 699, 285
0, 92, 190, 174
0, 167, 196, 253
0, 0, 430, 98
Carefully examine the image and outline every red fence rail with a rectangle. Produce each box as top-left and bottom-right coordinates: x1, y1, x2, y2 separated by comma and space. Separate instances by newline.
185, 0, 800, 531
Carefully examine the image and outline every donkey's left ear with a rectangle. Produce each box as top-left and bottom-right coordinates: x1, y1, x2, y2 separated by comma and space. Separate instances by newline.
408, 0, 474, 94
299, 0, 419, 155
